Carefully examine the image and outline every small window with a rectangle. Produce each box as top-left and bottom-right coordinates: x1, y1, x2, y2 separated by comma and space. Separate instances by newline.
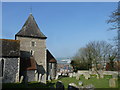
50, 63, 52, 69
30, 50, 34, 55
31, 41, 36, 47
1, 59, 4, 77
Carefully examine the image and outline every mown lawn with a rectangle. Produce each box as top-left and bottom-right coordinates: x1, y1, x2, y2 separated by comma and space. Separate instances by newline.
51, 75, 119, 88
2, 75, 119, 89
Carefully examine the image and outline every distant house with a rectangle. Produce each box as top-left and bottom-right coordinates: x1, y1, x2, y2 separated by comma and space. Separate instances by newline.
0, 14, 57, 83
106, 60, 120, 71
57, 58, 73, 74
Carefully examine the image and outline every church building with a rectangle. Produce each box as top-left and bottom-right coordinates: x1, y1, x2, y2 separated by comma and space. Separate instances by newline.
0, 14, 57, 83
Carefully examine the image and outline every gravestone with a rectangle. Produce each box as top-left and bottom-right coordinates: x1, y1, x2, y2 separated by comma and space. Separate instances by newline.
96, 74, 99, 79
76, 74, 80, 80
48, 75, 51, 81
84, 73, 90, 80
84, 84, 95, 90
112, 73, 118, 80
38, 74, 42, 82
55, 74, 59, 80
72, 72, 76, 77
109, 78, 116, 88
100, 74, 104, 79
78, 81, 83, 86
100, 73, 104, 79
35, 72, 38, 81
19, 76, 24, 83
56, 81, 64, 90
68, 83, 79, 90
99, 70, 104, 79
88, 74, 90, 78
69, 73, 73, 78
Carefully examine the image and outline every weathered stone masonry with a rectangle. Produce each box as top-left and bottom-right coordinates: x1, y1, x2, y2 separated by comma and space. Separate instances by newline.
0, 39, 20, 83
0, 14, 57, 83
1, 58, 20, 83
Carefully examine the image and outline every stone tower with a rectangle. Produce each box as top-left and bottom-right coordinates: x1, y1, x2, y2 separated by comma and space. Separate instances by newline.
15, 14, 47, 83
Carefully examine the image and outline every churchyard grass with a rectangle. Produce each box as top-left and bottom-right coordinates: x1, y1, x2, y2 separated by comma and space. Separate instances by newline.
2, 75, 119, 88
51, 75, 118, 88
2, 82, 55, 88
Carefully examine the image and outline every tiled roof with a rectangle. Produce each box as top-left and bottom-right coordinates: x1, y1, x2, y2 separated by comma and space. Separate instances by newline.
20, 56, 37, 71
15, 14, 47, 39
0, 39, 20, 57
47, 49, 57, 63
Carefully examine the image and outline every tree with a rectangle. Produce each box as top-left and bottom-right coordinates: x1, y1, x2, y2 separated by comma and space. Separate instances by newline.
71, 41, 117, 71
107, 3, 120, 30
71, 48, 90, 71
107, 2, 120, 71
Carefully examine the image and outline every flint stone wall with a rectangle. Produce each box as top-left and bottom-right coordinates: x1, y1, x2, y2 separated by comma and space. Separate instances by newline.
27, 70, 35, 82
1, 58, 19, 83
16, 36, 47, 83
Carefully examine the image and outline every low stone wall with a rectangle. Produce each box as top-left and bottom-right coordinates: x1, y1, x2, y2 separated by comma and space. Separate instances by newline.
103, 71, 118, 75
77, 70, 118, 75
77, 70, 89, 75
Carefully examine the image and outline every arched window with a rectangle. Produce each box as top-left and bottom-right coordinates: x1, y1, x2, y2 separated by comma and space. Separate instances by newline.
30, 50, 34, 56
50, 63, 52, 69
1, 59, 4, 77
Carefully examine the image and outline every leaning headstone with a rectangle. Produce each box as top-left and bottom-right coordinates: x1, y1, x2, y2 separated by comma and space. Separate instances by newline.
78, 81, 83, 86
20, 76, 24, 83
68, 83, 79, 90
79, 86, 84, 90
56, 81, 64, 90
84, 84, 95, 90
109, 78, 116, 88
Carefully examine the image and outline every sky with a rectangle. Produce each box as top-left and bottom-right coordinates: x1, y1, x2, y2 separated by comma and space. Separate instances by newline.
2, 2, 118, 58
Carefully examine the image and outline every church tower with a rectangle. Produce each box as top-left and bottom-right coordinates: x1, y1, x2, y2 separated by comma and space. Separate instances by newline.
15, 14, 47, 83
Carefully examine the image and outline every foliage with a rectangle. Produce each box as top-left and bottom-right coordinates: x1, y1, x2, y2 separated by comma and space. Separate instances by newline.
70, 59, 89, 71
71, 41, 117, 71
107, 2, 120, 72
107, 4, 120, 31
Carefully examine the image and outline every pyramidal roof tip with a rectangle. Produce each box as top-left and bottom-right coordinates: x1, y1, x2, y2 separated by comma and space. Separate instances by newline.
15, 14, 47, 39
